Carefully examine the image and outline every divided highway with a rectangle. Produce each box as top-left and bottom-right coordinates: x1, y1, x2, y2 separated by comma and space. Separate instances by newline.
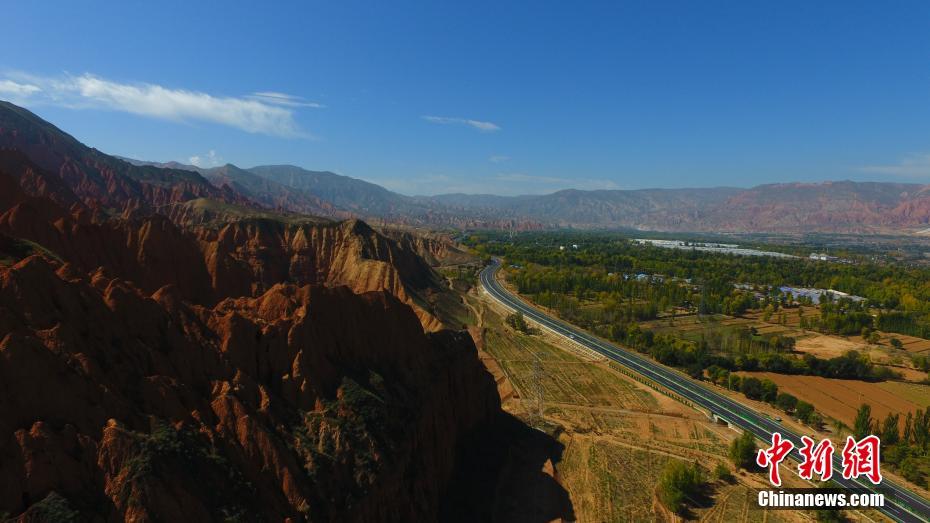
480, 259, 929, 523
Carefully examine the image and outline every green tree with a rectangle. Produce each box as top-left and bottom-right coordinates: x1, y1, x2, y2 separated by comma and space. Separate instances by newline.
808, 412, 825, 430
881, 413, 900, 446
729, 431, 758, 470
775, 392, 798, 412
762, 304, 774, 322
506, 311, 529, 333
740, 377, 764, 400
657, 461, 704, 514
726, 373, 741, 391
760, 379, 779, 403
796, 401, 815, 424
713, 462, 734, 483
853, 404, 874, 439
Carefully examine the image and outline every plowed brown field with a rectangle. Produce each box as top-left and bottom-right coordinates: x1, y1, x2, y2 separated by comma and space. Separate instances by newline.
738, 372, 923, 428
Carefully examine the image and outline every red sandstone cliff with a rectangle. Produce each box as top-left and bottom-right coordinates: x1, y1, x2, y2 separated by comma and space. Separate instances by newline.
0, 256, 499, 521
0, 161, 464, 332
0, 103, 502, 522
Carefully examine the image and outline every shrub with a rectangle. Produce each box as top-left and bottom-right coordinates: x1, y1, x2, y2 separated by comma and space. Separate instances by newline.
713, 462, 734, 483
506, 311, 530, 333
657, 461, 704, 514
729, 431, 757, 470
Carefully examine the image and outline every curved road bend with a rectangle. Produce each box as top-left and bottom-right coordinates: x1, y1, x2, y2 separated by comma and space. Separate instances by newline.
480, 259, 930, 523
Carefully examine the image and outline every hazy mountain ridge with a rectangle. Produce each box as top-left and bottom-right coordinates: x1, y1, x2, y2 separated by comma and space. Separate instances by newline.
124, 157, 930, 234
7, 99, 930, 234
118, 158, 350, 219
0, 102, 247, 214
422, 184, 930, 232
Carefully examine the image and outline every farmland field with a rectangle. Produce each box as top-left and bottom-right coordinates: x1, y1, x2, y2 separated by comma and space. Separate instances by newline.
642, 308, 930, 382
472, 292, 828, 522
481, 311, 659, 411
558, 438, 677, 521
877, 381, 930, 409
877, 332, 930, 353
739, 372, 923, 428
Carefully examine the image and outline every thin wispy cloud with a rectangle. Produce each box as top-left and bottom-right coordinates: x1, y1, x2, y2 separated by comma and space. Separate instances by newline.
489, 154, 510, 163
422, 115, 500, 132
0, 72, 316, 137
859, 153, 930, 178
189, 150, 223, 168
249, 91, 324, 108
0, 79, 41, 97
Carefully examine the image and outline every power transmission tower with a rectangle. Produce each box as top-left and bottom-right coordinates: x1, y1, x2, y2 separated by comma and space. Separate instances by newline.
532, 356, 544, 420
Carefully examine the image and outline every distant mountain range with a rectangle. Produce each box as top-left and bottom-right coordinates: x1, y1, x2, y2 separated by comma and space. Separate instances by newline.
5, 99, 930, 234
427, 183, 930, 233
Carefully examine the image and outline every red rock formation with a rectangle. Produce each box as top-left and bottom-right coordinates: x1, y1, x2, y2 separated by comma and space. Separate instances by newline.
0, 167, 462, 331
0, 255, 500, 521
0, 101, 559, 523
378, 228, 476, 268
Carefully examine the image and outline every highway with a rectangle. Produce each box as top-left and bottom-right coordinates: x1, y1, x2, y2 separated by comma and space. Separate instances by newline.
480, 259, 930, 523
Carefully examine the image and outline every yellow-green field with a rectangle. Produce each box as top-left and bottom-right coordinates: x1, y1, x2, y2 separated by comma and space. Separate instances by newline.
877, 381, 930, 408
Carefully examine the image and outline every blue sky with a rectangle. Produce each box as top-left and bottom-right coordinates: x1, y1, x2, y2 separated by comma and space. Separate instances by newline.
2, 1, 929, 195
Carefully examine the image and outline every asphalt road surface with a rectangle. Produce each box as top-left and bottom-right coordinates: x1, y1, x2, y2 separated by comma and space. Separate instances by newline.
480, 259, 930, 523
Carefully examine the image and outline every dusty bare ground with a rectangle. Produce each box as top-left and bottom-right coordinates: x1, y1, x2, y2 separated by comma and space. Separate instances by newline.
467, 286, 890, 522
739, 372, 922, 430
793, 333, 866, 358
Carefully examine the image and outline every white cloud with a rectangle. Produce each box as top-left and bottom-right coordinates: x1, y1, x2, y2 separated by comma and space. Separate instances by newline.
0, 79, 40, 98
189, 150, 223, 168
489, 154, 510, 163
0, 72, 311, 137
422, 115, 500, 132
249, 91, 324, 108
859, 153, 930, 178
